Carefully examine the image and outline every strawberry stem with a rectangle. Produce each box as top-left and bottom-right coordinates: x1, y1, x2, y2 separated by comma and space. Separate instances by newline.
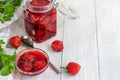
6, 43, 13, 48
60, 67, 66, 69
60, 67, 68, 73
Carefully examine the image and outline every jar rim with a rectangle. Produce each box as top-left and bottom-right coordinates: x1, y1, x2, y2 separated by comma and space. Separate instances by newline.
26, 0, 54, 13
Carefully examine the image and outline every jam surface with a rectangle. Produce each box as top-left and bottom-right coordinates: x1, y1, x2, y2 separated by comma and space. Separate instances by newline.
17, 50, 48, 72
30, 0, 50, 6
25, 0, 57, 43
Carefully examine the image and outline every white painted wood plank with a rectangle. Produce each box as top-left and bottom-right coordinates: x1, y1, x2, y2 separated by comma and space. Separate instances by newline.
95, 0, 120, 80
61, 0, 99, 80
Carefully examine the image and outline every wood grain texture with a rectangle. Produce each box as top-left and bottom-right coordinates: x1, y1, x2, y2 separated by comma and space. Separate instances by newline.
61, 0, 99, 80
95, 0, 120, 80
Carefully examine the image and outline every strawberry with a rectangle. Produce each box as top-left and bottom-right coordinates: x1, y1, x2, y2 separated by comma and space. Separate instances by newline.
9, 35, 21, 48
41, 16, 51, 25
35, 29, 45, 36
51, 13, 56, 23
38, 24, 46, 30
30, 13, 41, 25
22, 63, 32, 72
33, 33, 48, 43
51, 8, 56, 14
66, 62, 81, 76
51, 40, 63, 52
21, 53, 36, 63
25, 20, 35, 36
50, 9, 57, 23
46, 23, 56, 33
34, 60, 47, 71
33, 34, 41, 42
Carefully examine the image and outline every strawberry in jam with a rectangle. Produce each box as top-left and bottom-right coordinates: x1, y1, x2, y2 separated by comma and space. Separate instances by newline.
30, 13, 42, 25
34, 60, 47, 71
21, 53, 36, 63
46, 23, 56, 33
34, 33, 49, 43
51, 13, 56, 23
41, 15, 51, 25
38, 24, 46, 30
35, 29, 46, 36
50, 9, 57, 23
21, 64, 32, 72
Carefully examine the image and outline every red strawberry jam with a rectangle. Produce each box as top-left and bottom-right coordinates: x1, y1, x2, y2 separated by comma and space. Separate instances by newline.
15, 49, 49, 75
24, 0, 57, 43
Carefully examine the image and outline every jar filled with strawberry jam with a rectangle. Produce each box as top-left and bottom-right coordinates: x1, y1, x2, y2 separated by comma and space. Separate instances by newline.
24, 0, 56, 43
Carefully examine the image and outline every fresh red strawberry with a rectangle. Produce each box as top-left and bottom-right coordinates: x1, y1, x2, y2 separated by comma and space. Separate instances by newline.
9, 35, 21, 48
67, 62, 81, 76
41, 16, 51, 25
46, 23, 56, 33
51, 40, 63, 52
34, 60, 47, 71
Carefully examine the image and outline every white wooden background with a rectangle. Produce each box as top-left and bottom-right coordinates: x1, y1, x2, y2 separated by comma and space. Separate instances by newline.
0, 0, 120, 80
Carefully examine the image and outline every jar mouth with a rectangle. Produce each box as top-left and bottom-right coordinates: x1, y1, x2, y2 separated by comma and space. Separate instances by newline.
26, 0, 54, 13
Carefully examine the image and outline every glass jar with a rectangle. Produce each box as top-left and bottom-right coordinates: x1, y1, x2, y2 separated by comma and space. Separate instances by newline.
24, 0, 57, 43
